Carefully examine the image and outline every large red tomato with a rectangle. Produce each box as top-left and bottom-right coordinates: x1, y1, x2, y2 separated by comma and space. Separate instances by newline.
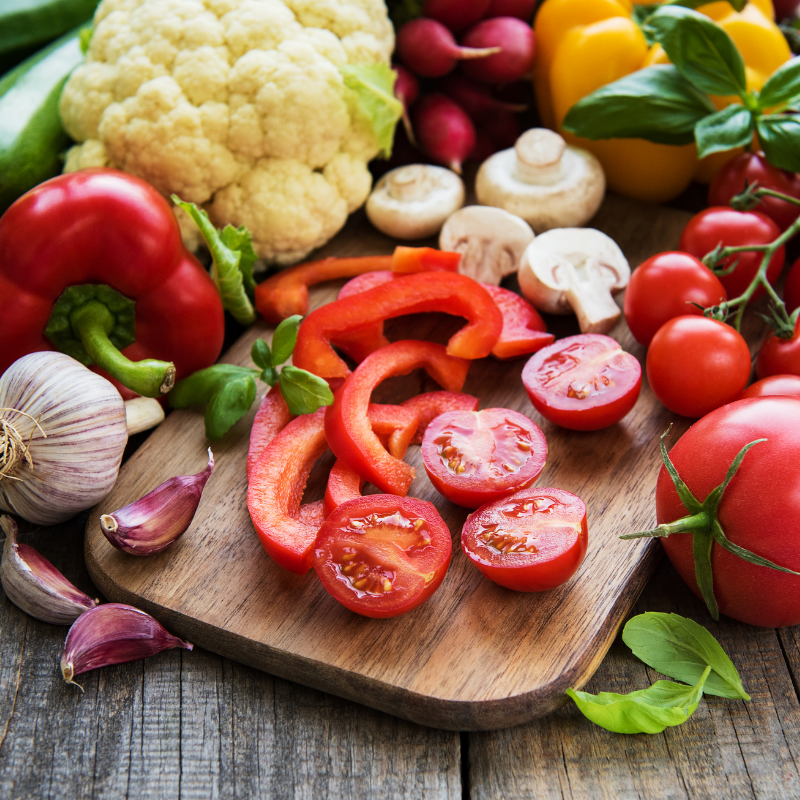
679, 207, 783, 301
654, 397, 800, 627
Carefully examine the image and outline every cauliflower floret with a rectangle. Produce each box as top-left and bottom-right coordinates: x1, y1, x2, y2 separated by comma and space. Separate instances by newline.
60, 0, 395, 264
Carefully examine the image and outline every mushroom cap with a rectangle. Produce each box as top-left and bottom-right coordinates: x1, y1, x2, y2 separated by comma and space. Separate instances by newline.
475, 129, 606, 233
366, 164, 465, 240
439, 205, 535, 285
518, 228, 630, 316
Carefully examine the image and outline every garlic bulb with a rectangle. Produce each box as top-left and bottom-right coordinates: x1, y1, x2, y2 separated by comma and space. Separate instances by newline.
0, 352, 128, 525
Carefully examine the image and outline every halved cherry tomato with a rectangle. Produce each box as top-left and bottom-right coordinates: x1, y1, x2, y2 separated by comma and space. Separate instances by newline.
521, 334, 642, 431
313, 494, 452, 618
740, 374, 800, 399
421, 408, 547, 509
461, 487, 587, 592
623, 252, 727, 347
401, 390, 480, 444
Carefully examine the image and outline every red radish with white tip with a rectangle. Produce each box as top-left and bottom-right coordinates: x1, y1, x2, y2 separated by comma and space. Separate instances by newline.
413, 94, 476, 174
439, 74, 526, 120
397, 18, 501, 78
460, 17, 535, 83
423, 0, 492, 33
393, 64, 419, 142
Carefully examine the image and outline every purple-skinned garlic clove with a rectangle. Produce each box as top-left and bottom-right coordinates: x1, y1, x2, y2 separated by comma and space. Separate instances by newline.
1, 515, 99, 625
61, 602, 193, 688
100, 449, 214, 556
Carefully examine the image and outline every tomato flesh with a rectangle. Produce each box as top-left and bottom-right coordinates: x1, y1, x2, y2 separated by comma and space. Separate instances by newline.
461, 487, 587, 592
314, 495, 452, 618
421, 408, 547, 508
521, 334, 642, 431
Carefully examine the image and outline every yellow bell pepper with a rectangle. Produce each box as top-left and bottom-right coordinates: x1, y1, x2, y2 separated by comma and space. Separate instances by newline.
533, 0, 792, 202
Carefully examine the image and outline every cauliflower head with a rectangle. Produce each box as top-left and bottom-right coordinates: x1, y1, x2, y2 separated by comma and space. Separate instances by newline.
60, 0, 396, 264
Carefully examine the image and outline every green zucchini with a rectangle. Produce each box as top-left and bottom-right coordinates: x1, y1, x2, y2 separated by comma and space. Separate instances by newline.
0, 25, 87, 213
0, 0, 98, 72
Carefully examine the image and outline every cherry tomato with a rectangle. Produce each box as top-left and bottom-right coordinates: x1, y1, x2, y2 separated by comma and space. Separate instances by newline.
313, 495, 452, 618
679, 207, 784, 301
656, 397, 800, 627
521, 334, 642, 431
709, 151, 800, 232
756, 316, 800, 379
623, 251, 728, 346
784, 257, 800, 315
740, 374, 800, 399
461, 487, 587, 592
420, 407, 547, 509
646, 316, 751, 418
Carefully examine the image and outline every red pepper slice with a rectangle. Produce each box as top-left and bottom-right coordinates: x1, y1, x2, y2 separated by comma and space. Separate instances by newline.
246, 388, 293, 478
294, 272, 503, 379
401, 390, 480, 444
482, 284, 555, 359
391, 246, 461, 274
325, 340, 471, 496
333, 271, 395, 363
247, 408, 329, 574
0, 170, 224, 396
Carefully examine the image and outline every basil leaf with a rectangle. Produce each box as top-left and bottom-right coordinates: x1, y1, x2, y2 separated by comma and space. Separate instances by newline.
562, 65, 714, 145
251, 338, 273, 370
644, 6, 747, 97
695, 105, 754, 158
279, 366, 334, 415
757, 115, 800, 172
758, 57, 800, 110
622, 613, 750, 700
204, 374, 257, 440
260, 366, 279, 387
566, 669, 709, 735
272, 315, 302, 366
169, 364, 256, 408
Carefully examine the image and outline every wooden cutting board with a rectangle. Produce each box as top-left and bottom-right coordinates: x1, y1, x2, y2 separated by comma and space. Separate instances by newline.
86, 194, 708, 731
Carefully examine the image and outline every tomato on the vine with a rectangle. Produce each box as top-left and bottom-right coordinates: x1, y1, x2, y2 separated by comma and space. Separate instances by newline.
646, 316, 751, 418
708, 151, 800, 233
623, 251, 727, 346
421, 407, 547, 509
461, 487, 587, 592
653, 397, 800, 627
740, 374, 800, 399
679, 207, 784, 301
313, 495, 452, 618
521, 334, 641, 431
756, 316, 800, 380
784, 257, 800, 315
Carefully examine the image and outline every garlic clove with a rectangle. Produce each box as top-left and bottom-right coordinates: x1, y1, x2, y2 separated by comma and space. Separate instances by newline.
61, 602, 193, 688
99, 449, 214, 556
1, 515, 99, 625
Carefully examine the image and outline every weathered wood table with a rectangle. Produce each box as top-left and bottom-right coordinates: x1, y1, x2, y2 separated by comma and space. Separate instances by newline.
3, 194, 800, 798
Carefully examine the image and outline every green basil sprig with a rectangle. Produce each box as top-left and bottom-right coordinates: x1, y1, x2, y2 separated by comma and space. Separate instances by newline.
169, 315, 333, 440
563, 6, 800, 172
567, 612, 748, 734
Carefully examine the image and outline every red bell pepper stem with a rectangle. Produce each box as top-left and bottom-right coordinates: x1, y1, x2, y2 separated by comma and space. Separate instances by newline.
70, 301, 176, 397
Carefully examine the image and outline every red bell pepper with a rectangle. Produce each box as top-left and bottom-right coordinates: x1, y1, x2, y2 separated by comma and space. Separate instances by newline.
294, 272, 503, 379
391, 246, 461, 274
482, 284, 555, 359
0, 170, 224, 397
246, 388, 293, 478
324, 340, 471, 496
247, 408, 329, 574
401, 390, 480, 444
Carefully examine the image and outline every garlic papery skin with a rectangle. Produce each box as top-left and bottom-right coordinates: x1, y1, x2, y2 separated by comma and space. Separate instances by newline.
99, 449, 215, 555
0, 352, 128, 526
61, 603, 193, 688
1, 515, 99, 624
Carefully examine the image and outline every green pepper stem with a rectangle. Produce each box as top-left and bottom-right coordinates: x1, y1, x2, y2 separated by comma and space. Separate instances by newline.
70, 301, 175, 397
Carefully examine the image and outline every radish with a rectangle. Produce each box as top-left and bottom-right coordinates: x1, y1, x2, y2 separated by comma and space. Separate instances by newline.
477, 108, 521, 151
412, 94, 476, 174
393, 64, 419, 141
423, 0, 492, 33
439, 75, 526, 120
485, 0, 538, 20
397, 18, 501, 78
460, 17, 536, 83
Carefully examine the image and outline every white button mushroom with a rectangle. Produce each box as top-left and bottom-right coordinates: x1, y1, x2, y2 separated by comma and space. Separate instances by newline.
517, 228, 630, 334
475, 128, 606, 233
366, 164, 465, 240
438, 205, 535, 285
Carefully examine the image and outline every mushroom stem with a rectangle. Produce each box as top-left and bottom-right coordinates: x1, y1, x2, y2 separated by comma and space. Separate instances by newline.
514, 129, 566, 187
565, 278, 624, 334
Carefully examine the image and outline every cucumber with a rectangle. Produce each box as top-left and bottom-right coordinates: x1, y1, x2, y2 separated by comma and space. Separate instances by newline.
0, 0, 98, 72
0, 25, 87, 213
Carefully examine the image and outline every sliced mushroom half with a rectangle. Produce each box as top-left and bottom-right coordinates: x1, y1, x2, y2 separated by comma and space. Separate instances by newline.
518, 228, 630, 334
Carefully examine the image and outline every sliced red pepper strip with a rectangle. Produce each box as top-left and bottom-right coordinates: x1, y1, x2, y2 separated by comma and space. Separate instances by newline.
294, 272, 503, 379
392, 246, 461, 274
332, 271, 395, 363
325, 340, 471, 496
482, 284, 555, 360
246, 388, 294, 478
401, 390, 480, 444
324, 460, 364, 515
247, 408, 329, 574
